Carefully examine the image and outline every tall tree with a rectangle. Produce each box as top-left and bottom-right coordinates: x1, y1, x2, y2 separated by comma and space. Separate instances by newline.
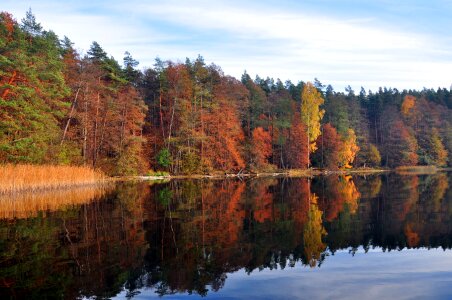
301, 82, 325, 167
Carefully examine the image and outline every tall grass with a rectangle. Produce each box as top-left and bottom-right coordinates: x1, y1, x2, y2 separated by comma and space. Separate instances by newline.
395, 165, 438, 175
0, 164, 105, 194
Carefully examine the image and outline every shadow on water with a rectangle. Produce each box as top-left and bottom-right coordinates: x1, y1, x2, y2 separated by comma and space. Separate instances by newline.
1, 173, 452, 298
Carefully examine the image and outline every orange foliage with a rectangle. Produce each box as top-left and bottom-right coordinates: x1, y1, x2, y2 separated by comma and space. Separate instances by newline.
397, 176, 419, 221
251, 127, 272, 168
203, 77, 246, 171
339, 129, 360, 168
394, 120, 418, 166
401, 95, 416, 116
319, 176, 361, 222
287, 112, 309, 169
0, 12, 15, 41
319, 123, 342, 169
252, 180, 276, 223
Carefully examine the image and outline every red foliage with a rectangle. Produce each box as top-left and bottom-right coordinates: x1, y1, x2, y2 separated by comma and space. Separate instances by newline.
251, 127, 272, 168
203, 77, 246, 171
319, 123, 343, 170
287, 112, 309, 169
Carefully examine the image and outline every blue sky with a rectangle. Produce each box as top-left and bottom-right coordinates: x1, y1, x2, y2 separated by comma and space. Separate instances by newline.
3, 0, 452, 91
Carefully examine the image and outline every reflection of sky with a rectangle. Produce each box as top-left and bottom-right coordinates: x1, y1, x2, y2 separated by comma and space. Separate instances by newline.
114, 248, 452, 299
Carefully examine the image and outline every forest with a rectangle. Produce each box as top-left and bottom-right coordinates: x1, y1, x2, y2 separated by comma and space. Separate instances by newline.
1, 11, 452, 175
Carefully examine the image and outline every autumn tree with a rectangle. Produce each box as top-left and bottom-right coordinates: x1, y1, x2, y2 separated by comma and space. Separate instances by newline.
426, 128, 448, 166
0, 12, 70, 163
251, 127, 272, 170
339, 129, 360, 168
384, 120, 418, 167
317, 123, 342, 170
286, 112, 309, 169
301, 82, 325, 167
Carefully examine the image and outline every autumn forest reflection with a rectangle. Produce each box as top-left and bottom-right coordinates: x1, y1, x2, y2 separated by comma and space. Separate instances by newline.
2, 173, 452, 298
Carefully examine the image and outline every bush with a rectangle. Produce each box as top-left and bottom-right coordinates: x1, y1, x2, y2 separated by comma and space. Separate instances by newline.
156, 148, 172, 168
147, 170, 170, 177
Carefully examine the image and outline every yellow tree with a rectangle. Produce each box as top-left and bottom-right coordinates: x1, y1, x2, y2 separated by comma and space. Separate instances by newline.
301, 82, 325, 167
339, 129, 360, 168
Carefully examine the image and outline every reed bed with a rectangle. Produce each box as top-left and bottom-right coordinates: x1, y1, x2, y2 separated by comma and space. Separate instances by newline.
395, 165, 438, 175
0, 186, 110, 219
0, 164, 105, 194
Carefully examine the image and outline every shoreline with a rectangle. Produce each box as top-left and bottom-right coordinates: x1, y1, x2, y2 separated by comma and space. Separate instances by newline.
3, 165, 451, 194
128, 168, 392, 181
127, 166, 452, 181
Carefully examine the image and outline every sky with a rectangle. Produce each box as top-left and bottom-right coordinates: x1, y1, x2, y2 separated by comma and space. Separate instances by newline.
3, 0, 452, 92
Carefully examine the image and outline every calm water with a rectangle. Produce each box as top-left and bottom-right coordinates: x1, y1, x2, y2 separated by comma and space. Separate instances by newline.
2, 173, 452, 299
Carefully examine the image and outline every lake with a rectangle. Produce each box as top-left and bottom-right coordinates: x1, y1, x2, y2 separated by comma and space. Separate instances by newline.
2, 173, 452, 299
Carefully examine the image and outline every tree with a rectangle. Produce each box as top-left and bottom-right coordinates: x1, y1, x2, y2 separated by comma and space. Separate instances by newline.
339, 129, 360, 168
301, 82, 325, 167
427, 128, 448, 166
318, 124, 343, 170
385, 120, 418, 167
286, 112, 309, 169
0, 12, 70, 163
251, 127, 272, 170
368, 144, 382, 167
20, 9, 42, 36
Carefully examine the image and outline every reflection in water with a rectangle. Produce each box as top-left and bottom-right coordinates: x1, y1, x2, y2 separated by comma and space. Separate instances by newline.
1, 173, 452, 298
0, 185, 111, 219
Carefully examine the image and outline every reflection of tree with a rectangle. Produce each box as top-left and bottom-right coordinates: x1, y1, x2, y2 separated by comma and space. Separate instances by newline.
315, 175, 360, 222
404, 223, 420, 247
0, 182, 150, 299
3, 173, 452, 298
303, 194, 327, 267
354, 175, 382, 199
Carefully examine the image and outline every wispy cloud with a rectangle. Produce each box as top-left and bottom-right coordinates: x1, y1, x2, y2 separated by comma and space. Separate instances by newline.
3, 0, 452, 91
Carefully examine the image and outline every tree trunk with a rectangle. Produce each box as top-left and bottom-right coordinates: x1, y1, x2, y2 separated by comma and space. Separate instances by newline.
61, 85, 81, 145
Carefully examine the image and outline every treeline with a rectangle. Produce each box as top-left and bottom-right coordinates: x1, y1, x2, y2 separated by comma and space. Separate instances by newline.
1, 11, 452, 175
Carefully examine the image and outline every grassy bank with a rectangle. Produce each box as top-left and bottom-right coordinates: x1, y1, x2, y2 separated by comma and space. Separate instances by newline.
0, 164, 105, 194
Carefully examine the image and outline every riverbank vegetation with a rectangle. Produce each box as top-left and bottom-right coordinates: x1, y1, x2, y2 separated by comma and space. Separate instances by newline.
1, 11, 452, 176
0, 164, 104, 193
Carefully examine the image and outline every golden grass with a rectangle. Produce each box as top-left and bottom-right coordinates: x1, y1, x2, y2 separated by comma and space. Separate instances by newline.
287, 169, 320, 177
395, 165, 438, 175
0, 186, 110, 219
0, 164, 105, 194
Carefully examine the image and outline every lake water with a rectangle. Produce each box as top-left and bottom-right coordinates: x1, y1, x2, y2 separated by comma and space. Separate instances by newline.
2, 173, 452, 299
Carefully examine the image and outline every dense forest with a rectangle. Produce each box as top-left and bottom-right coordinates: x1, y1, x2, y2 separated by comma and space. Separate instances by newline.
1, 11, 452, 175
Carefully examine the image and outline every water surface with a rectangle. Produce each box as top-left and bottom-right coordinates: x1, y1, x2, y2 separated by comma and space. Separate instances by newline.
1, 173, 452, 299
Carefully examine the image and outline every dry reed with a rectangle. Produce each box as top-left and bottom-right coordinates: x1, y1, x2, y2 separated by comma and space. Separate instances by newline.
0, 186, 110, 219
395, 165, 438, 175
0, 164, 105, 194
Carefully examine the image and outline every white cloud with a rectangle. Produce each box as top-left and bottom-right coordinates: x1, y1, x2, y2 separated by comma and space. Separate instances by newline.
3, 0, 452, 91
